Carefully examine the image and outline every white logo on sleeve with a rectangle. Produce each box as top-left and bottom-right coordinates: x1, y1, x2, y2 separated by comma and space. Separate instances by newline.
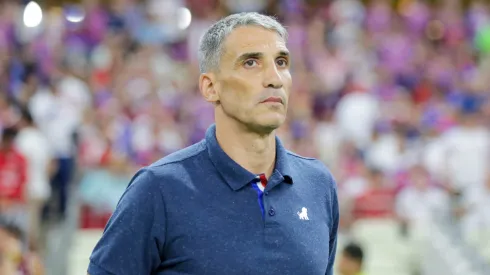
297, 207, 309, 220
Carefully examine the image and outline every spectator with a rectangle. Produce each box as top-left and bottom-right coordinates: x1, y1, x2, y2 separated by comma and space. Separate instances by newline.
337, 242, 365, 275
352, 168, 396, 221
396, 165, 450, 228
29, 71, 86, 221
334, 88, 380, 151
396, 165, 450, 274
460, 172, 490, 243
441, 102, 490, 197
0, 127, 27, 229
15, 109, 54, 248
0, 218, 24, 275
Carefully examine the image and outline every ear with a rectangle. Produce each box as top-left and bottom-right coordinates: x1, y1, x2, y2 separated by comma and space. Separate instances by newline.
199, 73, 220, 104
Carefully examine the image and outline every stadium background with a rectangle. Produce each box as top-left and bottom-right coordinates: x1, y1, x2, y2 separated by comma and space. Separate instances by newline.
1, 0, 490, 274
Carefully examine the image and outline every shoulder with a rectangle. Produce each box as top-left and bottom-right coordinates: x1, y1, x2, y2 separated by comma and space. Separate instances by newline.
125, 141, 208, 195
150, 140, 207, 169
286, 150, 332, 175
286, 151, 337, 189
131, 140, 209, 184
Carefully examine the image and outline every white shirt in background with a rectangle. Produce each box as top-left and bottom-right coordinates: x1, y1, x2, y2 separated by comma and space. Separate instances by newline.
342, 176, 369, 200
57, 75, 92, 122
29, 89, 80, 158
15, 127, 52, 201
335, 92, 380, 150
313, 121, 342, 170
462, 186, 490, 240
131, 114, 155, 154
396, 186, 450, 227
442, 126, 490, 190
365, 133, 419, 174
422, 136, 448, 183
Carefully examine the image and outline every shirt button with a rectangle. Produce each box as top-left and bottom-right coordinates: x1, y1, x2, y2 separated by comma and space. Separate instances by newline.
268, 207, 275, 216
265, 191, 269, 196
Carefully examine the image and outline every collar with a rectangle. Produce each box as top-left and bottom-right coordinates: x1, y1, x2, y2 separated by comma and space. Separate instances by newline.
205, 124, 293, 191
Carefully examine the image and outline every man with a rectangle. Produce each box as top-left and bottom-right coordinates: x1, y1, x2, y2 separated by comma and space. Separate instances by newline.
0, 127, 27, 228
15, 109, 54, 250
337, 243, 365, 275
442, 98, 489, 196
88, 12, 339, 275
29, 73, 85, 221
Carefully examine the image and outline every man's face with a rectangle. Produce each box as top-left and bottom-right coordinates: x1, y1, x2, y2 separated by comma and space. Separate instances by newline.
206, 26, 292, 133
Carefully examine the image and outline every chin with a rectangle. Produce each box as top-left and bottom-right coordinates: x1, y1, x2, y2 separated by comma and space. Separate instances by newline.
253, 115, 286, 133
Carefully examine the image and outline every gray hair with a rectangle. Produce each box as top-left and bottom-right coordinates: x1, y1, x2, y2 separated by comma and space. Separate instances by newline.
198, 12, 288, 73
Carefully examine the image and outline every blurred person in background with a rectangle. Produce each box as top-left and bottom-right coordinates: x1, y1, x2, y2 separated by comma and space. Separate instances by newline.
0, 216, 45, 275
0, 251, 17, 275
334, 88, 380, 151
34, 60, 90, 221
395, 165, 450, 275
25, 70, 81, 222
352, 167, 395, 221
17, 63, 40, 108
0, 127, 27, 229
15, 109, 54, 251
0, 218, 24, 275
441, 99, 490, 204
396, 165, 450, 229
365, 120, 419, 176
0, 95, 18, 131
459, 172, 490, 247
337, 242, 365, 275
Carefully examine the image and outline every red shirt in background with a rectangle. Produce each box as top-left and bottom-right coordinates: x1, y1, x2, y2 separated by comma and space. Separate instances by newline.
0, 148, 27, 203
352, 188, 396, 220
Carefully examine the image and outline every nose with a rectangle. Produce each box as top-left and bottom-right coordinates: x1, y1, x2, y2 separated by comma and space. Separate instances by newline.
262, 62, 283, 89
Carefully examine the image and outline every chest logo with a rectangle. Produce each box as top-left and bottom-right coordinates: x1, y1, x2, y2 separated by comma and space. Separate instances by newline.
297, 207, 309, 220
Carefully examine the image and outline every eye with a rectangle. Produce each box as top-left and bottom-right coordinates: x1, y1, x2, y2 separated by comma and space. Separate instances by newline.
244, 59, 258, 68
276, 58, 288, 67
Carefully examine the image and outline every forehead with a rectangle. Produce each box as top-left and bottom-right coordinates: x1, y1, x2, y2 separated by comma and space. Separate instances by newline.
222, 26, 288, 59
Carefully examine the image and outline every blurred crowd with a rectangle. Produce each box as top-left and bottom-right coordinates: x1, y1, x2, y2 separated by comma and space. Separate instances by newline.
1, 0, 490, 274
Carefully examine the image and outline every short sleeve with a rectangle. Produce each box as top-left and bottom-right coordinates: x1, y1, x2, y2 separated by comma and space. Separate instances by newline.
88, 168, 166, 275
326, 173, 339, 275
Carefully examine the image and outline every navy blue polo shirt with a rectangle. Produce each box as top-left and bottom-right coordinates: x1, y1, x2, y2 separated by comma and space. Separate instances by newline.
88, 124, 339, 275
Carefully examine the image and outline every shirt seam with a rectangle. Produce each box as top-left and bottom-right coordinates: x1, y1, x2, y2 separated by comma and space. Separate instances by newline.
145, 168, 168, 260
150, 141, 208, 168
286, 151, 316, 160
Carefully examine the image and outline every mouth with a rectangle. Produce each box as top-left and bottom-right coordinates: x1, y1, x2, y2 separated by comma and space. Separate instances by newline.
260, 97, 283, 104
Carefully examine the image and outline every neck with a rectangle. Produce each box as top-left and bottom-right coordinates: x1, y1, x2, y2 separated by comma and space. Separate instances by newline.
215, 111, 277, 178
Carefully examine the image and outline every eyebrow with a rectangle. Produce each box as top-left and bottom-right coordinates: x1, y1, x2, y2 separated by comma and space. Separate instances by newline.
234, 51, 290, 66
277, 51, 290, 59
235, 52, 263, 66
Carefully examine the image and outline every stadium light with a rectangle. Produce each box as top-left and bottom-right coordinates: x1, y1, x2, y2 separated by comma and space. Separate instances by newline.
177, 7, 191, 30
65, 5, 85, 23
23, 1, 43, 28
